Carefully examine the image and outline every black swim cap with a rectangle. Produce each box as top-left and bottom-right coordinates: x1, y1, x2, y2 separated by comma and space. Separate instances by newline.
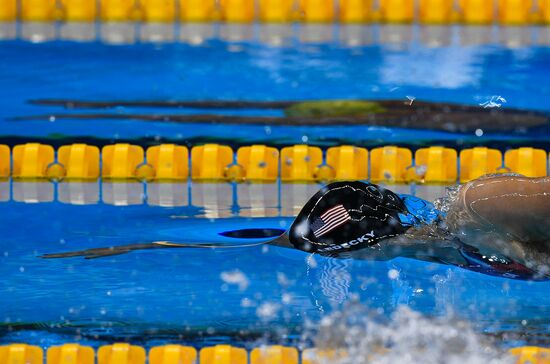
288, 181, 410, 254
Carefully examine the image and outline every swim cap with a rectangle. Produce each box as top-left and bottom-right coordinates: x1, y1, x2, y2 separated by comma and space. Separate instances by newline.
288, 181, 410, 254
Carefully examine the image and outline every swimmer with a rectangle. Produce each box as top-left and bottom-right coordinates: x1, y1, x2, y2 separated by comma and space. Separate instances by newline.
42, 175, 550, 280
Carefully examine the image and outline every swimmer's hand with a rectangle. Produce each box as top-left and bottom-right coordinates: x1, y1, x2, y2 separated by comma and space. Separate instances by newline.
40, 241, 219, 259
40, 240, 270, 259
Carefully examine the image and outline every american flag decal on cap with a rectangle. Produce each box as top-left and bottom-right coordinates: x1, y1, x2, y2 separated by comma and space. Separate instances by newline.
311, 204, 351, 238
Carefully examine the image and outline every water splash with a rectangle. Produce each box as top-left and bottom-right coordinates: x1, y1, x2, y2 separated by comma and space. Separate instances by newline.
256, 302, 281, 321
479, 95, 507, 108
308, 304, 514, 364
220, 269, 250, 291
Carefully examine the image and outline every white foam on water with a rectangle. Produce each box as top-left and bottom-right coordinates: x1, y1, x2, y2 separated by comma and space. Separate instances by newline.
220, 269, 250, 291
256, 302, 281, 321
308, 304, 514, 364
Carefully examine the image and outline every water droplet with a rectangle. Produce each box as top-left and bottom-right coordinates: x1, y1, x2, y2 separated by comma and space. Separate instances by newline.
282, 293, 292, 304
256, 302, 280, 321
388, 269, 399, 279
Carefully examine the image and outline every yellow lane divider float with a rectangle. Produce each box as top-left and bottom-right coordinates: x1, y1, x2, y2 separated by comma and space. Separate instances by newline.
340, 0, 372, 23
140, 0, 177, 23
236, 144, 279, 181
58, 144, 100, 180
459, 0, 495, 24
200, 345, 247, 364
149, 345, 196, 364
498, 0, 533, 25
61, 0, 97, 22
505, 147, 548, 178
98, 344, 146, 364
0, 344, 43, 364
0, 344, 549, 364
414, 146, 457, 184
324, 145, 368, 181
259, 0, 295, 23
280, 144, 322, 182
419, 0, 455, 24
543, 0, 550, 24
300, 0, 334, 23
102, 143, 145, 180
459, 147, 503, 183
191, 143, 234, 181
510, 346, 550, 364
100, 0, 138, 22
147, 144, 189, 180
221, 0, 255, 23
47, 344, 95, 364
378, 0, 415, 23
12, 143, 57, 180
20, 0, 58, 21
0, 144, 9, 178
179, 0, 215, 22
251, 346, 299, 364
6, 0, 550, 24
370, 146, 412, 183
2, 143, 550, 183
0, 0, 17, 21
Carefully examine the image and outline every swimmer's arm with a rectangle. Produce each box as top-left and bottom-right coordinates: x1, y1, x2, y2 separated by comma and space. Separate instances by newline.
40, 241, 228, 259
266, 233, 294, 249
341, 233, 469, 266
447, 175, 550, 269
41, 237, 290, 260
458, 176, 550, 243
41, 242, 186, 259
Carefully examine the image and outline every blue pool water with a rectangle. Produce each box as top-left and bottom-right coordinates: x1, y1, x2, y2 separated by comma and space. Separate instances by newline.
0, 24, 550, 349
1, 25, 550, 148
2, 186, 549, 348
